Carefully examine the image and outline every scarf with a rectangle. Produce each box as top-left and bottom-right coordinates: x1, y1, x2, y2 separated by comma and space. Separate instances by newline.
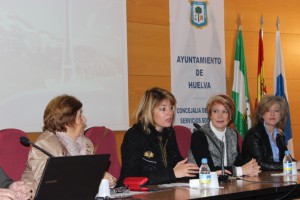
56, 131, 87, 156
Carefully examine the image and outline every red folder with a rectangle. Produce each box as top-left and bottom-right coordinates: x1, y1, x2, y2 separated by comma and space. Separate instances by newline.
123, 177, 149, 191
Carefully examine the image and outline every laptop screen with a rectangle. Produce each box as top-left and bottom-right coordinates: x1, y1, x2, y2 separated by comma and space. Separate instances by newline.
34, 154, 110, 200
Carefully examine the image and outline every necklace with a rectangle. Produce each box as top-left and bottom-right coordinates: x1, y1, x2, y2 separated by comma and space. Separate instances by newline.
158, 136, 168, 167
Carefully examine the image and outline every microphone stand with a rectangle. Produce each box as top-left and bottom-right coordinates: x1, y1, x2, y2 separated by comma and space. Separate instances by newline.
20, 137, 54, 157
218, 137, 228, 182
193, 123, 229, 182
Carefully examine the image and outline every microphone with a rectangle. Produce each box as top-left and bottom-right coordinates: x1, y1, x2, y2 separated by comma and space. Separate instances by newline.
193, 123, 228, 182
20, 137, 54, 157
218, 137, 228, 182
193, 123, 201, 130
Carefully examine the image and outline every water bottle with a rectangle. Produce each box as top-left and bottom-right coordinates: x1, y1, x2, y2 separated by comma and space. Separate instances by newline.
283, 150, 292, 175
199, 158, 211, 188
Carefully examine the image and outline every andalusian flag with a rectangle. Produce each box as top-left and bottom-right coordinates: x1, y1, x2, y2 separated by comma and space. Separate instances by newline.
232, 27, 252, 138
256, 28, 267, 106
274, 25, 294, 155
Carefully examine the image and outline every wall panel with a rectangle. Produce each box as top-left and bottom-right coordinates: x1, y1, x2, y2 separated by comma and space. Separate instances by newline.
127, 0, 169, 25
128, 22, 170, 76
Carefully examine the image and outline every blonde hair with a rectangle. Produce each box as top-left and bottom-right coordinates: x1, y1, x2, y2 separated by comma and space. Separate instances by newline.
253, 95, 287, 130
135, 87, 176, 133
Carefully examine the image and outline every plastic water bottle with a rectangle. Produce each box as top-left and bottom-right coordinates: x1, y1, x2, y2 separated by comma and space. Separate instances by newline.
199, 158, 211, 188
283, 150, 292, 175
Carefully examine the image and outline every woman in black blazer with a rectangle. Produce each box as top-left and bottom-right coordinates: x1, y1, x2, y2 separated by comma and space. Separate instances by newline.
117, 87, 199, 186
243, 95, 299, 171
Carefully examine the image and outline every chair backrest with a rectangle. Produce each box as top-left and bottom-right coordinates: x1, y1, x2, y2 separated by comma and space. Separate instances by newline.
237, 132, 243, 153
84, 126, 121, 179
0, 128, 30, 181
173, 125, 192, 158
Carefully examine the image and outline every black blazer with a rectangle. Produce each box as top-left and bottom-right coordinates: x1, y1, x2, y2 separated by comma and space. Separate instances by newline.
117, 122, 183, 186
242, 122, 288, 171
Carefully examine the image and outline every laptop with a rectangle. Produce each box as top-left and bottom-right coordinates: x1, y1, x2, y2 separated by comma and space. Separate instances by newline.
34, 154, 110, 200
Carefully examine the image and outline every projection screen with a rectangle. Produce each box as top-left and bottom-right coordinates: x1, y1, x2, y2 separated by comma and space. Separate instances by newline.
0, 0, 129, 131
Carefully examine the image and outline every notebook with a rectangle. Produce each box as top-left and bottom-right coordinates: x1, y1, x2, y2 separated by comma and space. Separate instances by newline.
34, 154, 110, 200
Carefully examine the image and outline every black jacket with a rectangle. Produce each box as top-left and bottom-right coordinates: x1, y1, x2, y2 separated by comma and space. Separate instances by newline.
242, 122, 288, 171
117, 122, 183, 186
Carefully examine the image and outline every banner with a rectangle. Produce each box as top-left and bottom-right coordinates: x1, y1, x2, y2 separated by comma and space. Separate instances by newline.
274, 29, 294, 155
232, 27, 251, 138
170, 0, 226, 129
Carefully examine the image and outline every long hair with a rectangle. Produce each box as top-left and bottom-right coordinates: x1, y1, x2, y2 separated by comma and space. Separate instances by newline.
252, 95, 287, 130
135, 87, 176, 133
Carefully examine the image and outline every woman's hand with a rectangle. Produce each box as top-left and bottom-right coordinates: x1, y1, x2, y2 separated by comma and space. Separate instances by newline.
242, 159, 261, 176
215, 169, 231, 176
0, 188, 17, 200
296, 161, 300, 170
9, 181, 32, 200
103, 172, 117, 188
173, 158, 199, 178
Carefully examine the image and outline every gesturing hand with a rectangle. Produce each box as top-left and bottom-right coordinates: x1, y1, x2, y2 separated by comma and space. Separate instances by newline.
173, 158, 199, 178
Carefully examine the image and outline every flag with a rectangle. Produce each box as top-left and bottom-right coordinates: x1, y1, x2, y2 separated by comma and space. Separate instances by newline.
232, 27, 252, 138
256, 28, 267, 106
274, 29, 294, 155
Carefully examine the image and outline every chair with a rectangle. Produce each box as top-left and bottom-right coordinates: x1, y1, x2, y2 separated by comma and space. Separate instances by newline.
237, 132, 243, 153
0, 128, 30, 181
173, 125, 192, 158
84, 126, 121, 179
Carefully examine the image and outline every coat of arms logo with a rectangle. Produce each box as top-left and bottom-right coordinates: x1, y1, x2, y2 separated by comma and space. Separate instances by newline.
190, 1, 208, 28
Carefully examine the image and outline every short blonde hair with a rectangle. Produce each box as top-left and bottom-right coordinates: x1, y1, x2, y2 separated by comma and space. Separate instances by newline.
135, 87, 176, 133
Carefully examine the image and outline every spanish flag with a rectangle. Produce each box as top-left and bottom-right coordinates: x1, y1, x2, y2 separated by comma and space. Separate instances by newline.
256, 28, 267, 107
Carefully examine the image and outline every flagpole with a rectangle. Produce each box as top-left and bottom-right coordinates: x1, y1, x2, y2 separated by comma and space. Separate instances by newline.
237, 14, 242, 31
260, 15, 264, 37
276, 16, 280, 31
